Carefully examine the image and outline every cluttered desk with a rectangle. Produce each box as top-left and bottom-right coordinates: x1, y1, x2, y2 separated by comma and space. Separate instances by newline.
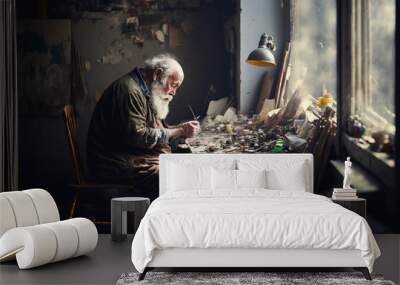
175, 88, 336, 191
186, 115, 287, 154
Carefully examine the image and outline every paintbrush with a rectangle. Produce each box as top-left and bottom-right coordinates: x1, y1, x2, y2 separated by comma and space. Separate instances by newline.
188, 105, 200, 121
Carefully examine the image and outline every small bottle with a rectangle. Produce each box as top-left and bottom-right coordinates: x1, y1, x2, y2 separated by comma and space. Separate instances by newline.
273, 139, 285, 153
225, 124, 233, 135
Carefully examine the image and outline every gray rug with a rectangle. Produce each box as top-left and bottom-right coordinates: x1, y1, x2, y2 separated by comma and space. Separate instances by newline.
116, 272, 396, 285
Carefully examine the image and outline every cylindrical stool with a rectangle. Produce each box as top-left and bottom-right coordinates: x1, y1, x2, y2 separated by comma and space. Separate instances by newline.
111, 197, 150, 242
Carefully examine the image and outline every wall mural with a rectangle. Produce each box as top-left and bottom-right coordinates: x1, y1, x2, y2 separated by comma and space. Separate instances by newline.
17, 0, 232, 224
14, 0, 399, 236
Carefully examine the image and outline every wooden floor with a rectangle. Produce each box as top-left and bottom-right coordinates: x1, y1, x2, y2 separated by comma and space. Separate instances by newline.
0, 235, 134, 285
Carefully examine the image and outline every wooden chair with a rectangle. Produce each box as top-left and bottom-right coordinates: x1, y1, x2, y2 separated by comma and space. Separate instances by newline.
63, 105, 137, 222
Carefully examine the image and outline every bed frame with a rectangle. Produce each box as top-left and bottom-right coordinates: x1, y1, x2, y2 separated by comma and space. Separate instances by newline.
140, 248, 370, 280
138, 154, 371, 280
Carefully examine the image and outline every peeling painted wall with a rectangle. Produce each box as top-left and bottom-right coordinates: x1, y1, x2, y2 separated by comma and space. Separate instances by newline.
239, 0, 290, 114
71, 10, 230, 123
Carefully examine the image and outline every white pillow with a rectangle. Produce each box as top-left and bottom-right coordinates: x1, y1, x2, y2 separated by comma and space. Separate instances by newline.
266, 165, 306, 191
167, 163, 211, 191
211, 169, 268, 191
238, 159, 309, 192
236, 169, 267, 189
211, 168, 237, 190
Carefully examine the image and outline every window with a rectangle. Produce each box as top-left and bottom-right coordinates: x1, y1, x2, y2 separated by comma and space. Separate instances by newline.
350, 0, 396, 135
289, 0, 337, 100
340, 0, 396, 190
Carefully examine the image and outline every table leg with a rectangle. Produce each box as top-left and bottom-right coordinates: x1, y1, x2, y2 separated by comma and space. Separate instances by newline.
111, 202, 125, 242
122, 210, 127, 235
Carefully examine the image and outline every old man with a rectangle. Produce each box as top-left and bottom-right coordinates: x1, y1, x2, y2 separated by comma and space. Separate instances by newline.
87, 54, 199, 200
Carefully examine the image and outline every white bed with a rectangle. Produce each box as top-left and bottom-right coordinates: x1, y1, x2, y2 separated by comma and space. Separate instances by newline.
131, 154, 380, 280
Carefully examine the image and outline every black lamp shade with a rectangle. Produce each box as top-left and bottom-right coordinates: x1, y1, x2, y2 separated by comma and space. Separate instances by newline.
246, 33, 276, 68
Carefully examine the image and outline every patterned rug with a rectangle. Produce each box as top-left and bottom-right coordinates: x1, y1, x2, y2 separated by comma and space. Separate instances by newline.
116, 271, 396, 285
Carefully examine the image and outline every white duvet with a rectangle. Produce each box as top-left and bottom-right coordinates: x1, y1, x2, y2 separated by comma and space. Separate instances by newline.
131, 190, 380, 273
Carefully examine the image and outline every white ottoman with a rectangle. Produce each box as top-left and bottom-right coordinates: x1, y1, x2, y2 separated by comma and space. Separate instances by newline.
0, 189, 98, 269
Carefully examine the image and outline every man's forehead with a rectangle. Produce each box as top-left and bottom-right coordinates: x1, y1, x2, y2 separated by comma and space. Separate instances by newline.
167, 60, 184, 81
169, 73, 182, 83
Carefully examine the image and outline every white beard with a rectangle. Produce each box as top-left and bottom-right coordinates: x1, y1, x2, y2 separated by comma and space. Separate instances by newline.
150, 81, 173, 120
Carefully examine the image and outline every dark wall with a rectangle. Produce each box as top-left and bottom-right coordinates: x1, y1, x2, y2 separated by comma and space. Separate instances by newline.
17, 0, 235, 216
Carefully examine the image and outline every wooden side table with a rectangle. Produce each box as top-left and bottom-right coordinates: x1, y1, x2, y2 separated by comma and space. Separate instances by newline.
111, 197, 150, 242
331, 197, 366, 218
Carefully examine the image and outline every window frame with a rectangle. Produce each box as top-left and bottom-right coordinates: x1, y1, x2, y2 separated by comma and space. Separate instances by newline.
359, 0, 395, 134
337, 0, 397, 190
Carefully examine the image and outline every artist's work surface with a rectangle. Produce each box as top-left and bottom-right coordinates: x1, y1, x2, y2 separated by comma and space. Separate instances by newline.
131, 191, 380, 273
187, 129, 277, 154
187, 131, 234, 153
117, 271, 394, 285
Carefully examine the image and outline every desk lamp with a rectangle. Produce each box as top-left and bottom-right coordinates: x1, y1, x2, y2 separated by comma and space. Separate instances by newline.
246, 33, 276, 68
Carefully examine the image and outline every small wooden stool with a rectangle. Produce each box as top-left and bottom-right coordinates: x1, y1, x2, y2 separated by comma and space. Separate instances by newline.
111, 197, 150, 242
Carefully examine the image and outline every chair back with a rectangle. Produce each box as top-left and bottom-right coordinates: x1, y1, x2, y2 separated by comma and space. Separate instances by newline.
63, 105, 84, 185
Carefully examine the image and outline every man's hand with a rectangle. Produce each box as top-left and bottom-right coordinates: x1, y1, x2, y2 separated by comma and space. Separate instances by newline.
180, 120, 200, 138
167, 121, 200, 139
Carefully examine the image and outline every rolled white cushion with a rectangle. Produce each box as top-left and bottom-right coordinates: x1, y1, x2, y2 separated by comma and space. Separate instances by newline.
23, 189, 60, 223
42, 221, 79, 262
66, 218, 98, 257
0, 218, 97, 269
0, 196, 17, 237
0, 191, 39, 227
0, 226, 57, 269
